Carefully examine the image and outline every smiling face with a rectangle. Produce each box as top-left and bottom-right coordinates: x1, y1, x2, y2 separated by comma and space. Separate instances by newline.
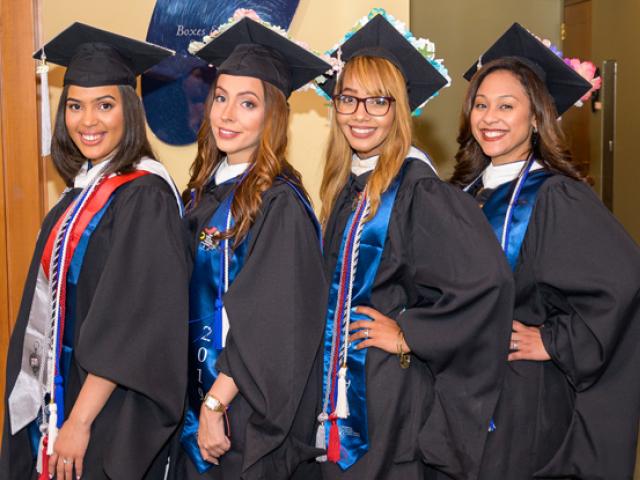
470, 70, 537, 165
335, 73, 395, 159
65, 85, 124, 163
209, 74, 265, 165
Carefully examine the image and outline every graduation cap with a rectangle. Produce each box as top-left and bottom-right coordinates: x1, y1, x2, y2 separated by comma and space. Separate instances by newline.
463, 22, 592, 115
33, 22, 174, 88
191, 17, 331, 98
318, 13, 449, 112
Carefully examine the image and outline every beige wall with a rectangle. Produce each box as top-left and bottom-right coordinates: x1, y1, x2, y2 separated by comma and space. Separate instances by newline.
410, 0, 562, 178
42, 0, 409, 208
591, 0, 640, 243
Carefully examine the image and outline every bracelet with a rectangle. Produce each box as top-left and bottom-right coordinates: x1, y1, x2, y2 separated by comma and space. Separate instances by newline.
396, 330, 411, 369
203, 394, 231, 439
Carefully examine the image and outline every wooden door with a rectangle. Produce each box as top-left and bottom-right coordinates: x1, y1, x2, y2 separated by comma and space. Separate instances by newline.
0, 0, 44, 431
562, 0, 595, 182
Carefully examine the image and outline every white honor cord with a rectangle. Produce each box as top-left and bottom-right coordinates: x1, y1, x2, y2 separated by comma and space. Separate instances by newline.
45, 175, 102, 445
320, 191, 370, 418
221, 208, 232, 346
339, 196, 370, 366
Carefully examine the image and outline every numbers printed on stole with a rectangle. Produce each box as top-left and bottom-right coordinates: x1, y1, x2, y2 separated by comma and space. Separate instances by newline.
196, 325, 212, 400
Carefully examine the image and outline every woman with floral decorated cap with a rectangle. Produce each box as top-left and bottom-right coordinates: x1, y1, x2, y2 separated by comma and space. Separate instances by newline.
170, 10, 331, 480
451, 23, 640, 480
313, 10, 514, 480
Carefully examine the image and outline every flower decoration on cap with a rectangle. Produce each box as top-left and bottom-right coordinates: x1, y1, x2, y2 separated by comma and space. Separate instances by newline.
189, 9, 285, 54
564, 58, 601, 104
532, 33, 602, 107
188, 8, 332, 93
314, 8, 450, 116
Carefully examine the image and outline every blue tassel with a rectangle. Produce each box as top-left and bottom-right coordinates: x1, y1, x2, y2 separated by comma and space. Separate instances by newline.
214, 298, 224, 349
54, 375, 64, 428
488, 418, 496, 432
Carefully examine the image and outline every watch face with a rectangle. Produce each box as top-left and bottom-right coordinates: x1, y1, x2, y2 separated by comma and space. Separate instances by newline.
204, 395, 225, 412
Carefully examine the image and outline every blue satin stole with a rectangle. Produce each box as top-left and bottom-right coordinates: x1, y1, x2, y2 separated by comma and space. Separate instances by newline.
321, 163, 406, 469
481, 170, 553, 270
181, 184, 247, 473
181, 177, 320, 473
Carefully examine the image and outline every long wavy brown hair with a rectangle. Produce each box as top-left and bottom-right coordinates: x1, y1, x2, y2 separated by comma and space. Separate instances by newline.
319, 56, 412, 225
450, 57, 589, 188
186, 78, 308, 245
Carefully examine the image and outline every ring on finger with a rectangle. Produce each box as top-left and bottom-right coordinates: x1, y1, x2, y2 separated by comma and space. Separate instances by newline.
511, 340, 518, 350
364, 329, 369, 338
62, 458, 71, 464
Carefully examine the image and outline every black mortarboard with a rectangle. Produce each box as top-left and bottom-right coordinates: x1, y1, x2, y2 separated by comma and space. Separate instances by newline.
463, 23, 592, 115
192, 17, 330, 98
33, 22, 174, 88
319, 13, 449, 112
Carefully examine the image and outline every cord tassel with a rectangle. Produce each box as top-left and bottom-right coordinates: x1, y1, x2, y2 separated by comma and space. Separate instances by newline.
315, 413, 328, 462
335, 366, 349, 419
46, 404, 58, 456
327, 418, 340, 463
37, 436, 49, 479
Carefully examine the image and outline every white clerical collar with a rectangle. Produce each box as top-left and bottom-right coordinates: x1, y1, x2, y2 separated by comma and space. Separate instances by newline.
214, 158, 251, 185
73, 155, 112, 189
482, 160, 544, 189
350, 146, 438, 176
351, 153, 379, 176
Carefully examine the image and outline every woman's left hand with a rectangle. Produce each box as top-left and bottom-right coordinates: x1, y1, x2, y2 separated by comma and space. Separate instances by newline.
349, 306, 410, 355
508, 320, 551, 361
49, 416, 91, 480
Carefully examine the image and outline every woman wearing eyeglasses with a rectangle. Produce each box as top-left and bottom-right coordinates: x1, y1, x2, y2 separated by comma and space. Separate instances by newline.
313, 11, 514, 480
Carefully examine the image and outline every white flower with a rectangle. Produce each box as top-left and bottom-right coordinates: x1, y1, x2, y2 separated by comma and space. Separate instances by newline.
188, 41, 205, 54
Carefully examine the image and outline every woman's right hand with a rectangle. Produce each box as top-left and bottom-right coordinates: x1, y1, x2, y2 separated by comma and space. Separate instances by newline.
197, 405, 231, 465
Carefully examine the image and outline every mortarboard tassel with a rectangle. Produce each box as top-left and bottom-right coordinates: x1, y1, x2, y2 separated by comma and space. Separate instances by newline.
36, 53, 52, 157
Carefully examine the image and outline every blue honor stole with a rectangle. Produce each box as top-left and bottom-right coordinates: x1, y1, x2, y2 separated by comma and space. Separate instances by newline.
180, 184, 248, 474
466, 160, 551, 435
479, 163, 552, 270
317, 164, 406, 470
181, 176, 320, 473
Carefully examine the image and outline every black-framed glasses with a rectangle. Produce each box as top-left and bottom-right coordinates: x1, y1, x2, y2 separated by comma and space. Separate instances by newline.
332, 94, 395, 116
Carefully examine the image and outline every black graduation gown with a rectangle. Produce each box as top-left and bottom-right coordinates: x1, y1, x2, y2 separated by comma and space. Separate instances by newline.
470, 173, 640, 480
172, 178, 326, 480
320, 158, 514, 480
1, 174, 190, 480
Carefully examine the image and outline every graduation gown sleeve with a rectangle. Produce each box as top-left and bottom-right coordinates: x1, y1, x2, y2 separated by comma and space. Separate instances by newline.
73, 178, 190, 479
214, 185, 326, 479
395, 178, 514, 480
522, 177, 640, 479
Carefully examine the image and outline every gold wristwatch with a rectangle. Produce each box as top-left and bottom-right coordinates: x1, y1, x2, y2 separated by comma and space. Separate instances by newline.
203, 394, 227, 413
